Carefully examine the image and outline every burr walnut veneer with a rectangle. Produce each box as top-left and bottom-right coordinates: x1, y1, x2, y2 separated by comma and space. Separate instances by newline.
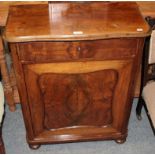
4, 2, 150, 149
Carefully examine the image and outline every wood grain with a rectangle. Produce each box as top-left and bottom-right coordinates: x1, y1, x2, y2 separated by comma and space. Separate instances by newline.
17, 39, 137, 63
40, 70, 117, 129
25, 60, 130, 74
1, 2, 155, 27
0, 1, 47, 26
4, 2, 150, 42
137, 2, 155, 18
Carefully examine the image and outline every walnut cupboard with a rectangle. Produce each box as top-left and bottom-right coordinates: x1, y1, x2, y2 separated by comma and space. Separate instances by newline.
4, 2, 150, 149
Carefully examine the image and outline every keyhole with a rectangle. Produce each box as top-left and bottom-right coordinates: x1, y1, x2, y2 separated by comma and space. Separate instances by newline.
77, 46, 81, 52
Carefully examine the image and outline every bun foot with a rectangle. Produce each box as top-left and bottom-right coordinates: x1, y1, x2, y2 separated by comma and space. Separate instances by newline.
29, 144, 41, 150
115, 138, 126, 144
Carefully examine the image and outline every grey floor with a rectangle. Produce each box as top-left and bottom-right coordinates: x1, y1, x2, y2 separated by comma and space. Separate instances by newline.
2, 99, 155, 154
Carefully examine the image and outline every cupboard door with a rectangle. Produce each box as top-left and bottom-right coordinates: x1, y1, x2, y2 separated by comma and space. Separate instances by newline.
23, 60, 133, 142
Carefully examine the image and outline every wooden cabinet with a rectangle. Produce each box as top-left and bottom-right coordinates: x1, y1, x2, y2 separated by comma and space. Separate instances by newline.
4, 2, 150, 149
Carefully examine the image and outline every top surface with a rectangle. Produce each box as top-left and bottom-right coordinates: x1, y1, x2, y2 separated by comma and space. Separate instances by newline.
4, 2, 151, 42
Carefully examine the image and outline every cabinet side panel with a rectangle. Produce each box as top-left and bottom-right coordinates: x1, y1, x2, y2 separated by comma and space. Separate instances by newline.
118, 38, 145, 133
112, 38, 145, 133
9, 43, 34, 139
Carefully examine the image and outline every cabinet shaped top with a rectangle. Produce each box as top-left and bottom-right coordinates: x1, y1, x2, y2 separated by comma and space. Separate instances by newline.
4, 2, 150, 42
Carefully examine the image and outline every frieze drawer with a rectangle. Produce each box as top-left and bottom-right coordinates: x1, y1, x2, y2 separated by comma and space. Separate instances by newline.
17, 38, 138, 63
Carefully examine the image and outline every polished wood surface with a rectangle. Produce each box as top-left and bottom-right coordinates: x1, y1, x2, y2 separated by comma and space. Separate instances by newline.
5, 2, 148, 147
0, 2, 154, 27
18, 39, 137, 63
4, 2, 150, 42
137, 2, 155, 18
0, 1, 47, 26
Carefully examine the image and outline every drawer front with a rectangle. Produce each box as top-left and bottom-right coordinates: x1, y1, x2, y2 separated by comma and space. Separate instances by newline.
17, 38, 138, 62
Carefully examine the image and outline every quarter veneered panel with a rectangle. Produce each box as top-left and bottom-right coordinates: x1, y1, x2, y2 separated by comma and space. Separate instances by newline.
39, 70, 118, 129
